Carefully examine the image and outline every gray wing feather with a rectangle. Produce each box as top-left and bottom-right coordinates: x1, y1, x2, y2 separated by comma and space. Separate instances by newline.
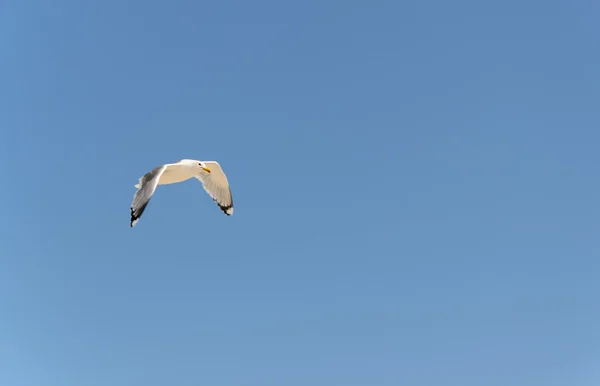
193, 161, 234, 216
198, 175, 234, 215
130, 165, 167, 227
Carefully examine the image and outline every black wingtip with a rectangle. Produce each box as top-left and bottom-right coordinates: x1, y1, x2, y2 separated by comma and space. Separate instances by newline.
219, 203, 234, 216
130, 207, 141, 227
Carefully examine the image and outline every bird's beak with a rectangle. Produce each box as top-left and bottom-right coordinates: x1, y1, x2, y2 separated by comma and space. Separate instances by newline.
202, 167, 212, 173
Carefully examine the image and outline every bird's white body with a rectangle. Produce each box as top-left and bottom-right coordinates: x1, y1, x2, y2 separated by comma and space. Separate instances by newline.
154, 163, 199, 185
134, 159, 206, 188
130, 158, 234, 227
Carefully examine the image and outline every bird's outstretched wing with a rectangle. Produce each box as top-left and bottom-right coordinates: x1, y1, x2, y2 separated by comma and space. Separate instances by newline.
194, 161, 234, 215
130, 165, 167, 227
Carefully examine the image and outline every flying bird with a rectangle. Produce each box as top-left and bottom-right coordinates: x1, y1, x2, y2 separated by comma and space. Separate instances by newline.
130, 159, 233, 227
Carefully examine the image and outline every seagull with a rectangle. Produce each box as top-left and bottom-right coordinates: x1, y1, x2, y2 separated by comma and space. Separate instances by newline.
130, 159, 234, 227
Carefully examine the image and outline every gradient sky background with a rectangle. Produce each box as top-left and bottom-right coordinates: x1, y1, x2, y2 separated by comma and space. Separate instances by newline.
1, 1, 599, 385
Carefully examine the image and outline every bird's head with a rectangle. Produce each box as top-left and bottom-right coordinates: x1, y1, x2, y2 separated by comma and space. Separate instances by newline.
180, 159, 211, 173
197, 161, 211, 174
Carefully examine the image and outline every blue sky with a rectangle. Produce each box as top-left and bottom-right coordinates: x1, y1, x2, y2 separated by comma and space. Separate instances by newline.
1, 0, 599, 385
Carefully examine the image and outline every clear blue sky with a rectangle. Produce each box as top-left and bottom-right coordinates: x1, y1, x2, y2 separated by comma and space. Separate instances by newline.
1, 0, 599, 385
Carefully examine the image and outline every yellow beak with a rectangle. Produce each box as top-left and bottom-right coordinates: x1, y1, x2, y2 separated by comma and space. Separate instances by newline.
202, 167, 212, 173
